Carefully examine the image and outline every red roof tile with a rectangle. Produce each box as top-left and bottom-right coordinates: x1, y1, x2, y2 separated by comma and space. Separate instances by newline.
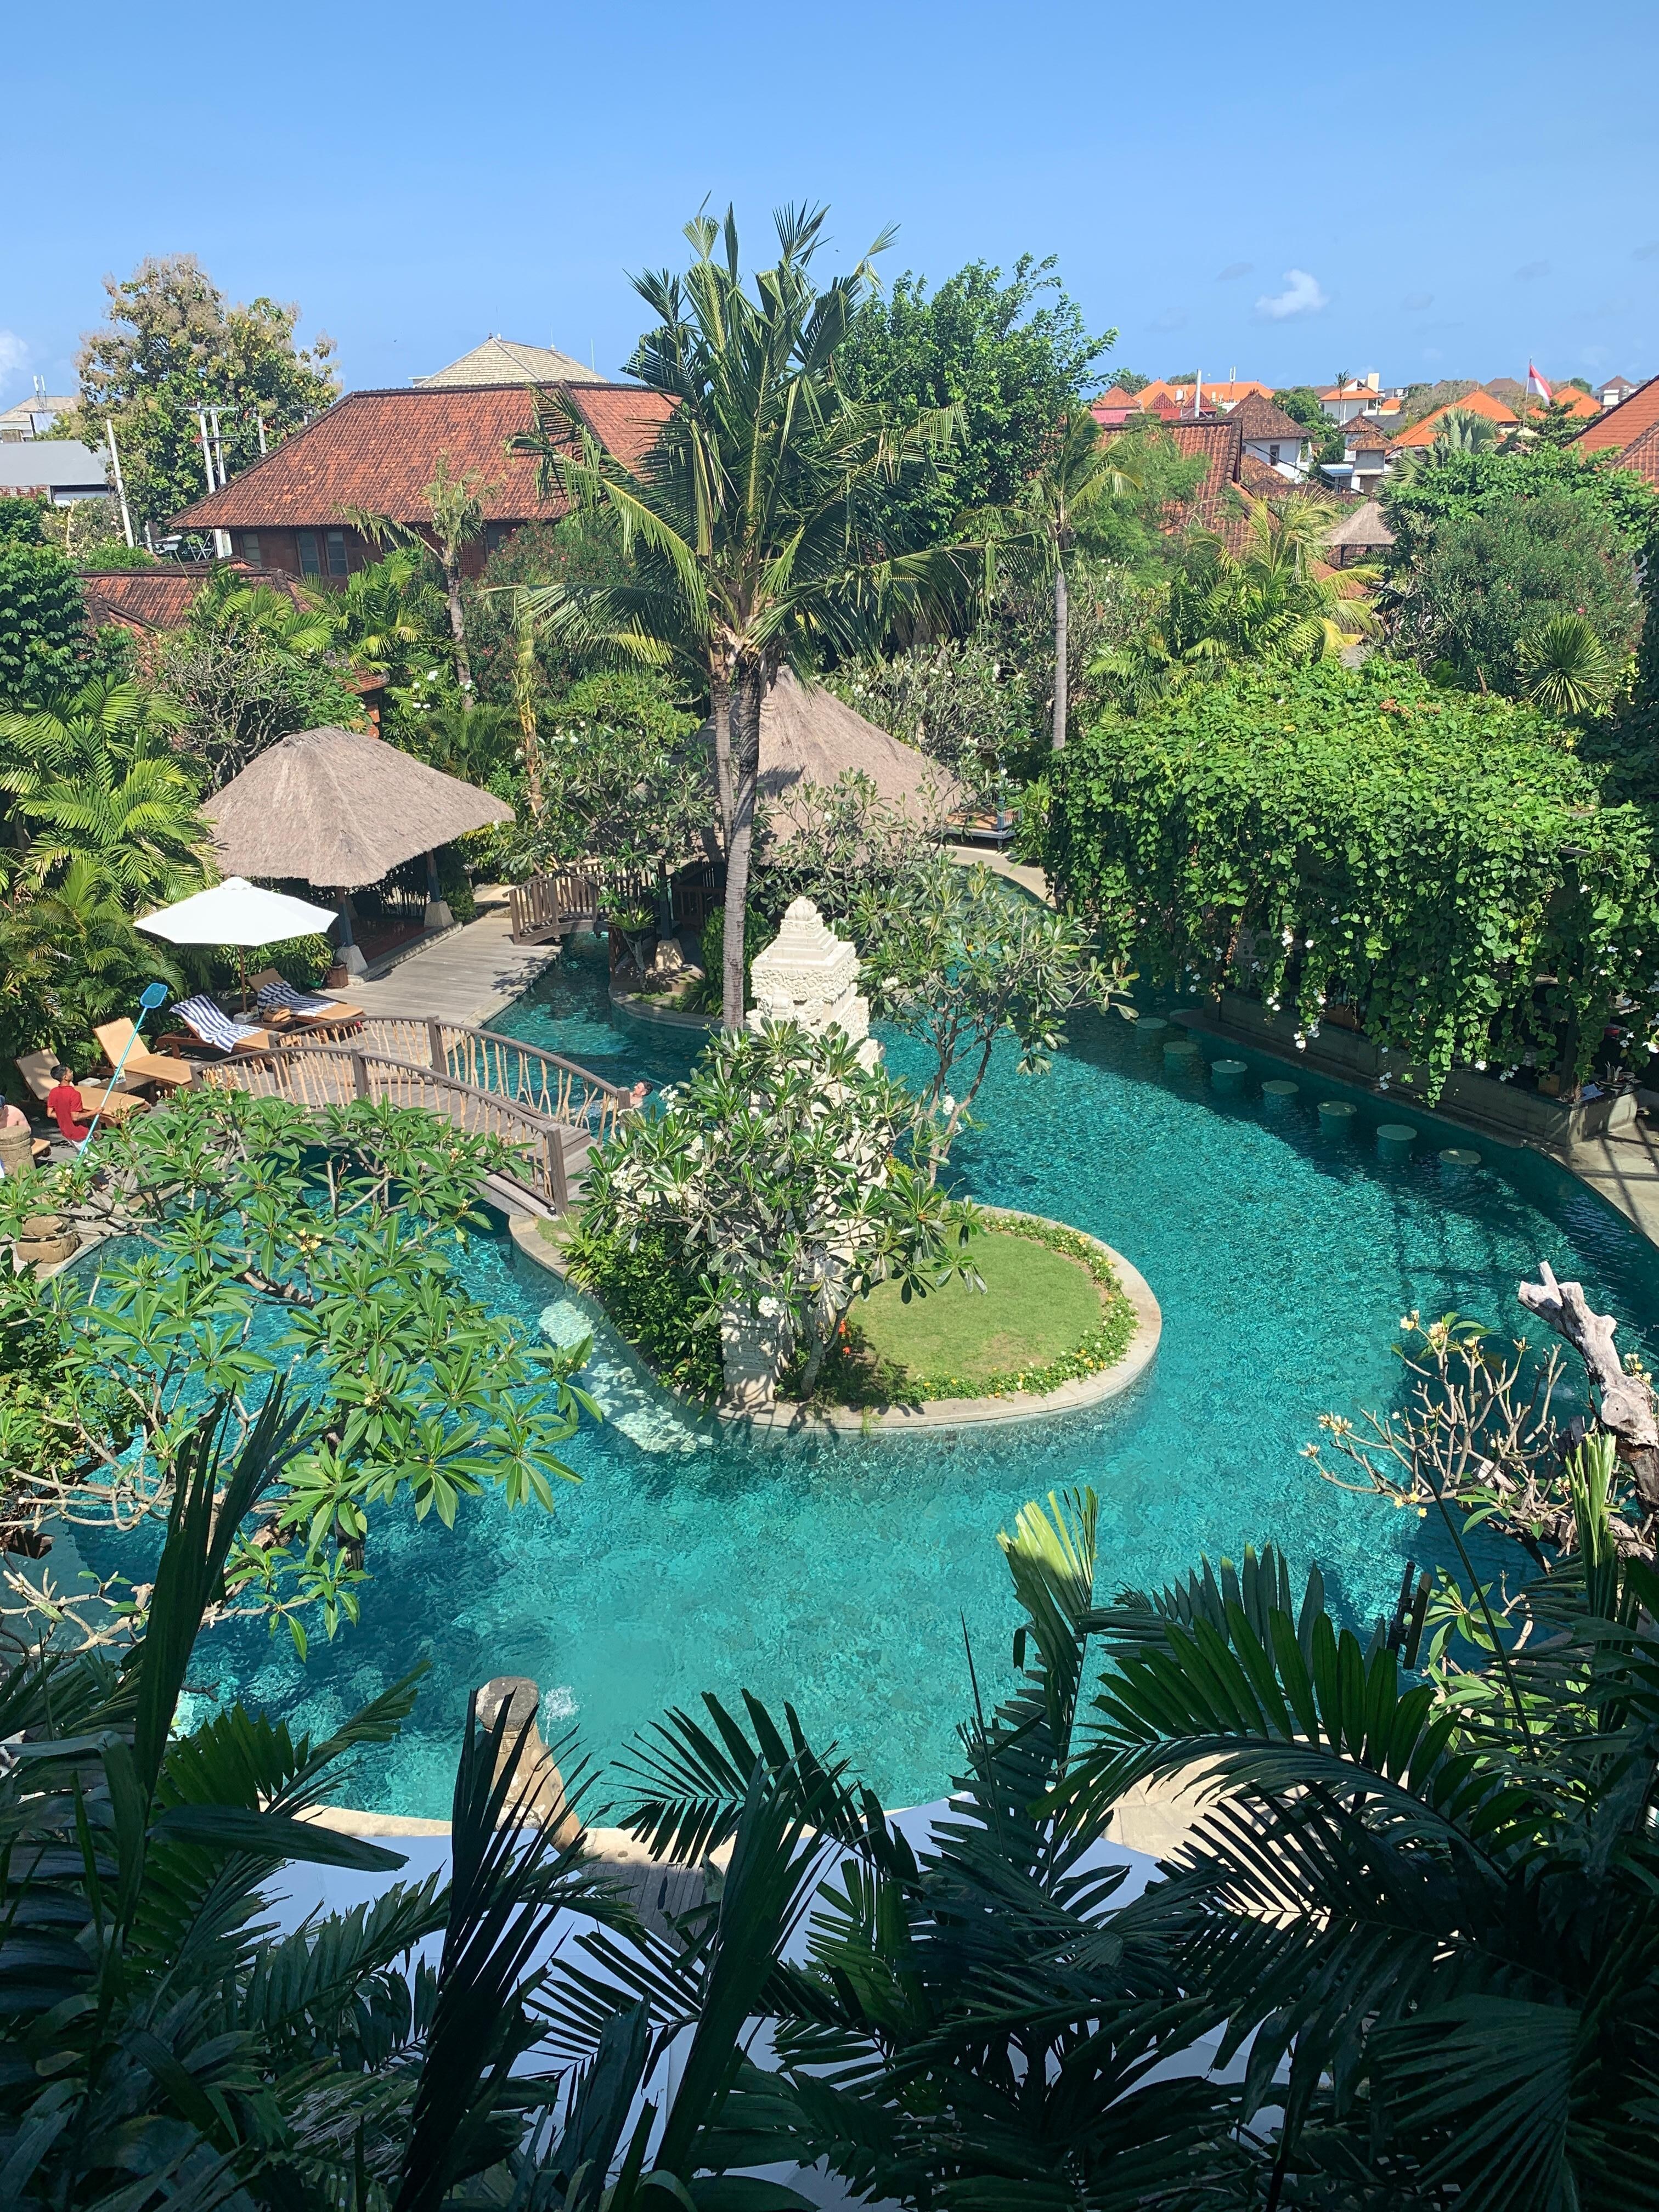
78, 563, 308, 633
1231, 393, 1311, 444
1606, 419, 1659, 488
1573, 373, 1659, 456
170, 383, 673, 532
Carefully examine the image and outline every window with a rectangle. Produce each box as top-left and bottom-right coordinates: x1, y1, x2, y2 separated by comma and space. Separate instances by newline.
325, 529, 349, 578
297, 531, 320, 579
1269, 444, 1281, 465
485, 521, 510, 556
241, 531, 262, 568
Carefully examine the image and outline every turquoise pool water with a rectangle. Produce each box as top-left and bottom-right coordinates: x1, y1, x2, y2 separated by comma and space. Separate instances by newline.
153, 938, 1659, 1817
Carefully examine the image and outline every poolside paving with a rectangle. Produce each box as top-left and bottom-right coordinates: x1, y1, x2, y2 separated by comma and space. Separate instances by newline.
347, 893, 560, 1029
1566, 1121, 1659, 1249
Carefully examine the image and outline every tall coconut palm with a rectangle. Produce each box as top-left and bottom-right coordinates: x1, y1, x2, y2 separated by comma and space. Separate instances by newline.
0, 678, 205, 904
515, 203, 968, 1030
424, 452, 490, 708
1012, 408, 1146, 751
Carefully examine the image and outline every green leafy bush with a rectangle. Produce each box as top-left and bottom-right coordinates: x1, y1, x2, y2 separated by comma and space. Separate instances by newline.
1046, 659, 1659, 1097
564, 1218, 724, 1400
256, 932, 335, 988
0, 537, 86, 703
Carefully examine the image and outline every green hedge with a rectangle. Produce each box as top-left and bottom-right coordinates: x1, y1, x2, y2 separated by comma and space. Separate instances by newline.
563, 1218, 724, 1401
1045, 660, 1659, 1098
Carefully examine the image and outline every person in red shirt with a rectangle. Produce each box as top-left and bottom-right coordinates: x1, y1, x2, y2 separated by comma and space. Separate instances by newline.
44, 1066, 94, 1145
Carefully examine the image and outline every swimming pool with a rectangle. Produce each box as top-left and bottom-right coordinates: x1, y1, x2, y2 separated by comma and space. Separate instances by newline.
164, 935, 1659, 1818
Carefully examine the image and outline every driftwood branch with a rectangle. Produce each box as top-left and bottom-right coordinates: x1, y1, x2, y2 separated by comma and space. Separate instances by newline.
1517, 1261, 1659, 1513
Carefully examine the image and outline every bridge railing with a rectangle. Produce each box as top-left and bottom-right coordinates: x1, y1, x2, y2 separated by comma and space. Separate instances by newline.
337, 1017, 639, 1140
194, 1034, 639, 1210
508, 860, 723, 945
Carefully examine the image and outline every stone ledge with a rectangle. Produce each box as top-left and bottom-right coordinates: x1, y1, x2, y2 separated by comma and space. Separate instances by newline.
608, 985, 716, 1036
510, 1205, 1161, 1434
717, 1211, 1159, 1434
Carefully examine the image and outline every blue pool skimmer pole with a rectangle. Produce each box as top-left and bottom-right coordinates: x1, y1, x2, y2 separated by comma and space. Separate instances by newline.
78, 981, 171, 1147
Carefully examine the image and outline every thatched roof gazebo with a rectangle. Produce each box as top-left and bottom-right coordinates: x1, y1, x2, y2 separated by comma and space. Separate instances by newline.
205, 725, 514, 972
1323, 498, 1396, 569
754, 668, 964, 830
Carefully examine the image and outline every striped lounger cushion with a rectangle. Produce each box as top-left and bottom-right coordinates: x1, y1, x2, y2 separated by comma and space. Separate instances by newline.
174, 995, 263, 1051
256, 980, 335, 1017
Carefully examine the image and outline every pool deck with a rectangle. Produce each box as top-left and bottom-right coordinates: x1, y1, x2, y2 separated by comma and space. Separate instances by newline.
1565, 1124, 1659, 1248
345, 891, 561, 1030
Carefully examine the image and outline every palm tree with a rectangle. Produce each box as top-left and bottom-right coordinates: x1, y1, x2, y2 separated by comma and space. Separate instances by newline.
0, 678, 205, 904
1433, 405, 1500, 458
509, 583, 545, 819
424, 452, 490, 708
1013, 408, 1146, 752
1519, 609, 1619, 717
515, 203, 967, 1030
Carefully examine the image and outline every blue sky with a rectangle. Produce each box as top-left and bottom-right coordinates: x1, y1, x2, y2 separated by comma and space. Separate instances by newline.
3, 0, 1654, 409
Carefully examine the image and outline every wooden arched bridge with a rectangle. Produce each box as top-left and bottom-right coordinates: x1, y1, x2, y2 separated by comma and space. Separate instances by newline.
196, 1018, 641, 1217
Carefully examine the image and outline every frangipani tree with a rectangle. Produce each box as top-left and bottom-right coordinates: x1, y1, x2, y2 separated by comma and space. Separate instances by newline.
575, 1022, 974, 1402
516, 203, 970, 1030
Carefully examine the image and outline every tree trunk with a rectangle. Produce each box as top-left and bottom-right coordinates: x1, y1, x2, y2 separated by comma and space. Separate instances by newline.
709, 672, 735, 845
720, 673, 763, 1031
444, 561, 473, 709
1051, 561, 1069, 753
515, 602, 543, 819
1518, 1261, 1659, 1511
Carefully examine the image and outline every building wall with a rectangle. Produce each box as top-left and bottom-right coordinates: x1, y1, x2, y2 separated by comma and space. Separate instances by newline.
233, 520, 522, 580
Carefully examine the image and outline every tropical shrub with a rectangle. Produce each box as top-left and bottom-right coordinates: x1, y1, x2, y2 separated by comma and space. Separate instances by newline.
0, 1088, 594, 1655
0, 858, 182, 1074
0, 676, 204, 902
257, 929, 335, 988
565, 1216, 724, 1399
1398, 488, 1642, 696
496, 670, 708, 874
577, 1022, 972, 1396
1045, 658, 1659, 1097
156, 574, 363, 788
854, 856, 1118, 1161
0, 534, 86, 703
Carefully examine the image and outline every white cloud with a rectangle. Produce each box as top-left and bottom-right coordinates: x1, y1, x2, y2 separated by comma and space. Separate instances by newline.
0, 330, 28, 380
1255, 269, 1328, 320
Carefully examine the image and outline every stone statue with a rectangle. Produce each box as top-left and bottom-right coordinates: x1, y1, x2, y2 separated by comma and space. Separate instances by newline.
475, 1676, 581, 1843
747, 897, 879, 1068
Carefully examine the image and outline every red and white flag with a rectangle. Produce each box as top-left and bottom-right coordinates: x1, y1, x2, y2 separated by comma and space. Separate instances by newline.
1527, 362, 1553, 402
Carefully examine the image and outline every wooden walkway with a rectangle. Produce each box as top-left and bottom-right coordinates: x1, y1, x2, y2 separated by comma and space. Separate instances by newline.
348, 896, 565, 1029
1567, 1122, 1659, 1249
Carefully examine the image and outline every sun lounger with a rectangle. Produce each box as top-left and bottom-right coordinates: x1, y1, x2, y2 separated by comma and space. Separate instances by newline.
93, 1020, 195, 1093
162, 995, 273, 1056
253, 978, 365, 1026
16, 1052, 60, 1106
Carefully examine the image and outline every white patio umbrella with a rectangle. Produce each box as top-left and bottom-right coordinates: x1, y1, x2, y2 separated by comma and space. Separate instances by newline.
137, 878, 341, 1005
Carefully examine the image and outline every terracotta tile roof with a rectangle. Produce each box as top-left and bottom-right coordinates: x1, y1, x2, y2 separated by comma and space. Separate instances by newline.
1389, 387, 1520, 449
170, 383, 673, 532
1550, 387, 1601, 420
1231, 393, 1311, 444
1606, 420, 1659, 488
1572, 372, 1659, 457
78, 563, 308, 634
414, 336, 608, 387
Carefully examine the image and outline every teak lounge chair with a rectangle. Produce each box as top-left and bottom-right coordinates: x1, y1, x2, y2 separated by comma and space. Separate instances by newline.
250, 971, 365, 1031
93, 1020, 194, 1093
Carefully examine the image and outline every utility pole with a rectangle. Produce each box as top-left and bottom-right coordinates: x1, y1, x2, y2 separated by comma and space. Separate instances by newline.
196, 408, 218, 493
253, 409, 267, 456
104, 419, 134, 548
195, 408, 233, 561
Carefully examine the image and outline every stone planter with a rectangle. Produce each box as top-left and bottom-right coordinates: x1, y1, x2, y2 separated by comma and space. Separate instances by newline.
15, 1213, 80, 1269
0, 1121, 34, 1177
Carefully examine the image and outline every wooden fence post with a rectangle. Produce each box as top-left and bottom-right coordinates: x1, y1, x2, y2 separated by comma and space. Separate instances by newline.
351, 1051, 370, 1101
427, 1018, 446, 1072
548, 1128, 571, 1214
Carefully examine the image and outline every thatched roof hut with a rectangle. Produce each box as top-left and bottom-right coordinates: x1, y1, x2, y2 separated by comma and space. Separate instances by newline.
205, 726, 514, 890
753, 669, 964, 830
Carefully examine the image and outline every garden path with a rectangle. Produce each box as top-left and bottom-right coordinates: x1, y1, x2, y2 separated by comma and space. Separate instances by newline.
347, 891, 561, 1029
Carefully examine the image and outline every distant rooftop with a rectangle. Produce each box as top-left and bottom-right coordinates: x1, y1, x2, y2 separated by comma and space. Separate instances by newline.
413, 336, 610, 388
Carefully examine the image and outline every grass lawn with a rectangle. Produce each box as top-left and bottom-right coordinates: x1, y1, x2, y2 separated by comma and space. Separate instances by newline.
833, 1221, 1130, 1406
